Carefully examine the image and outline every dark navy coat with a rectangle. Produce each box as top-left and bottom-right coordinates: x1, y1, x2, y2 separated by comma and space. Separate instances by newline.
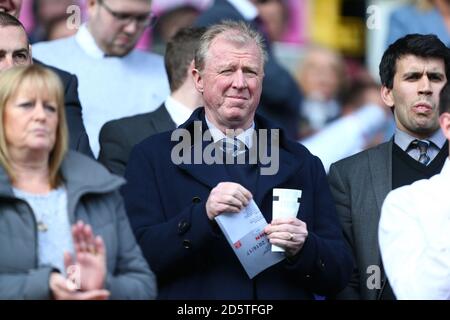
122, 108, 352, 299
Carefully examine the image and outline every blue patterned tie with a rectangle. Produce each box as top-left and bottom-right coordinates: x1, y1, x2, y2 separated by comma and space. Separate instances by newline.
411, 140, 431, 165
221, 138, 246, 157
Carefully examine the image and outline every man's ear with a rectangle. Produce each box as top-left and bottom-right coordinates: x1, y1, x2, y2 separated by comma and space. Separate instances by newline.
381, 85, 394, 107
192, 67, 204, 94
439, 112, 450, 141
187, 59, 196, 80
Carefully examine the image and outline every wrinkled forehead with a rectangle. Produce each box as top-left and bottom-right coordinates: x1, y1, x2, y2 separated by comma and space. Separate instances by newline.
207, 35, 263, 64
395, 54, 446, 73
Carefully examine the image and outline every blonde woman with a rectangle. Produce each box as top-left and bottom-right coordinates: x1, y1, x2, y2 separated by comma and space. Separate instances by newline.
0, 65, 155, 300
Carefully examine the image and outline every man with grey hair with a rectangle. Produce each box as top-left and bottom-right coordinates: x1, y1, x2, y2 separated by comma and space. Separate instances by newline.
123, 20, 352, 299
195, 0, 303, 139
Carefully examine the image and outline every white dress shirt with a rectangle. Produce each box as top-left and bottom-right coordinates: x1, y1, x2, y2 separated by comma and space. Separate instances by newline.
164, 96, 195, 127
32, 24, 170, 156
394, 127, 446, 163
205, 115, 255, 150
379, 158, 450, 300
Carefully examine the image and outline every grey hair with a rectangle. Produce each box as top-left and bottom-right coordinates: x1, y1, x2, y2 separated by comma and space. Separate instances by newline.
194, 20, 268, 72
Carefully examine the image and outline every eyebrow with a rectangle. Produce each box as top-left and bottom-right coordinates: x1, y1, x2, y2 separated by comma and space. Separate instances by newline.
14, 48, 29, 54
217, 62, 259, 71
0, 48, 29, 54
402, 71, 445, 78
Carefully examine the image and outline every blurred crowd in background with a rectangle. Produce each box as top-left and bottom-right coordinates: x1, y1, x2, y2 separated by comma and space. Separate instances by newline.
16, 0, 450, 166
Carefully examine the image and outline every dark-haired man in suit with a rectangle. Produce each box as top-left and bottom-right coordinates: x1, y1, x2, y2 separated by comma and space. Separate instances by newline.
98, 27, 205, 175
329, 34, 450, 300
0, 7, 93, 157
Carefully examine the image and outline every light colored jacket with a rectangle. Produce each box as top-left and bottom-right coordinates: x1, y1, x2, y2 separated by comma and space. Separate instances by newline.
0, 151, 156, 300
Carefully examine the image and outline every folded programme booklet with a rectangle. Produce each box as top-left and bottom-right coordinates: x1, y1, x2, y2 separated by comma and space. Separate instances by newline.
215, 199, 285, 279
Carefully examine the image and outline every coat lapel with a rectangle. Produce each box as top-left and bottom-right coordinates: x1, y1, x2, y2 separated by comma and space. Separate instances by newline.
179, 142, 301, 199
177, 108, 301, 194
149, 104, 176, 133
368, 140, 392, 214
177, 108, 230, 189
179, 161, 230, 190
366, 140, 392, 297
254, 143, 301, 205
253, 115, 302, 203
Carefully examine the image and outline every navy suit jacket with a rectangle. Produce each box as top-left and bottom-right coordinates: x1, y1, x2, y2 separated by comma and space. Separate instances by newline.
195, 0, 302, 139
123, 108, 352, 299
98, 104, 176, 176
34, 59, 93, 158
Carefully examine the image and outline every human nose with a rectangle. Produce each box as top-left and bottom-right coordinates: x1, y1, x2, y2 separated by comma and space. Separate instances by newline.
1, 55, 15, 70
418, 75, 432, 95
123, 19, 139, 34
33, 102, 47, 121
232, 70, 247, 89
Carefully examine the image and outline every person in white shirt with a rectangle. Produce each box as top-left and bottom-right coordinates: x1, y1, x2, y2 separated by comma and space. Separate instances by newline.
379, 82, 450, 300
32, 0, 170, 156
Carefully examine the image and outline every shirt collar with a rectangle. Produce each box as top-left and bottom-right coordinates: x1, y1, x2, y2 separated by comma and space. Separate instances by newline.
75, 23, 108, 59
226, 0, 258, 21
164, 96, 194, 127
204, 114, 255, 149
394, 127, 446, 151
